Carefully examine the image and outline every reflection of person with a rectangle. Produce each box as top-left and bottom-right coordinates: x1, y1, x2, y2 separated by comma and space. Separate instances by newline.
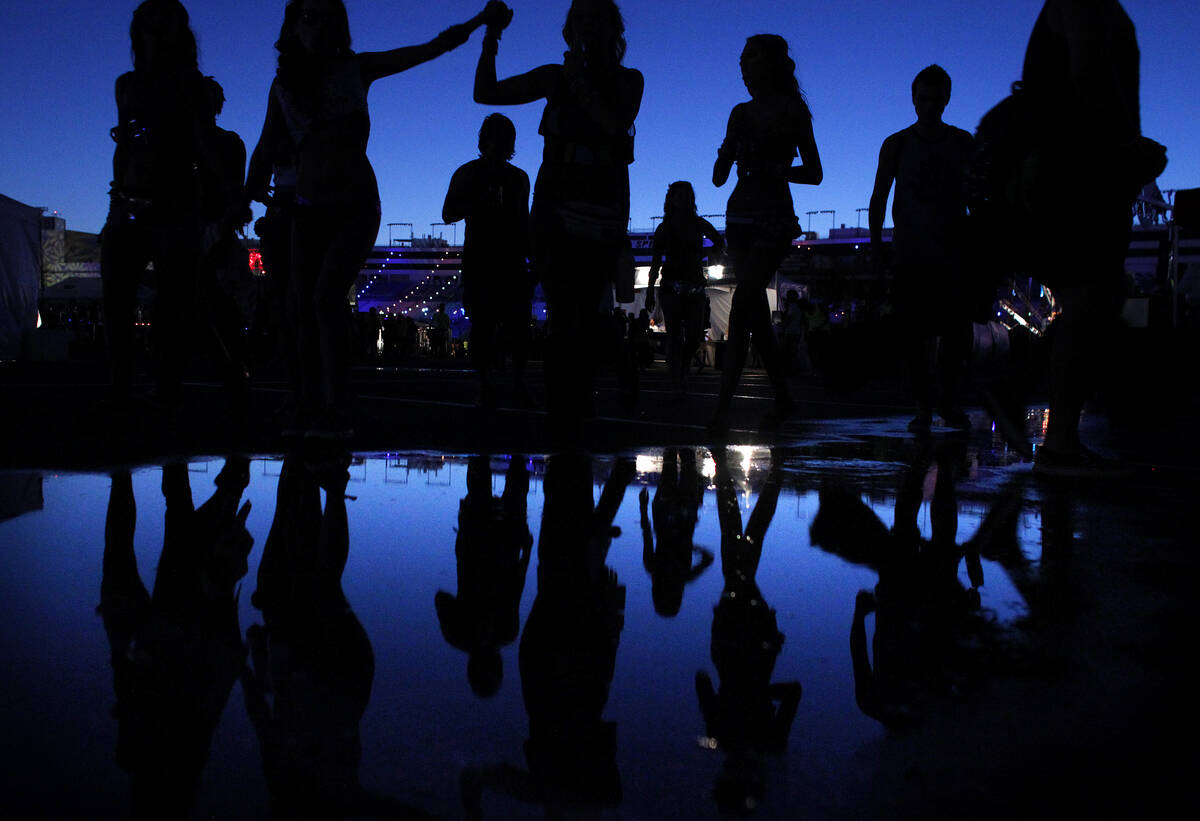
243, 451, 429, 818
809, 436, 1019, 730
710, 35, 822, 433
474, 0, 644, 435
698, 448, 801, 816
869, 65, 974, 432
250, 0, 497, 437
443, 114, 534, 408
645, 182, 724, 399
100, 459, 252, 818
435, 455, 533, 697
640, 447, 712, 617
461, 455, 634, 817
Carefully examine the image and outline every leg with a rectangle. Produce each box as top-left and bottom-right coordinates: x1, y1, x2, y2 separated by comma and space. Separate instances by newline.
99, 210, 150, 399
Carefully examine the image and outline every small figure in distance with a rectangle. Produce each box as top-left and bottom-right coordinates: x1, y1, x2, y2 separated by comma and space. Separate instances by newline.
250, 0, 499, 439
443, 113, 536, 409
645, 181, 724, 400
869, 64, 975, 434
710, 34, 822, 434
474, 0, 644, 438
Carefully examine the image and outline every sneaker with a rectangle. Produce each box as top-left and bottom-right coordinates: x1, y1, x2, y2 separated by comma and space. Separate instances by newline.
1033, 445, 1134, 478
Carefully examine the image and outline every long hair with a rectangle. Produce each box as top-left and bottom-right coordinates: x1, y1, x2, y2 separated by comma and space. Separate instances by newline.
744, 34, 810, 115
563, 0, 626, 67
663, 181, 697, 225
275, 0, 353, 88
130, 0, 198, 73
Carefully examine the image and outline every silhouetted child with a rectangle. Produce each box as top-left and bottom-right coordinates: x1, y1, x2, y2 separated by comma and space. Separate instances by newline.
443, 113, 535, 408
474, 0, 644, 438
869, 64, 974, 432
645, 181, 724, 398
710, 35, 822, 433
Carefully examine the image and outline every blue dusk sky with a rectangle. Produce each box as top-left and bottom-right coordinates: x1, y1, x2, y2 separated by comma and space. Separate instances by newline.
0, 0, 1196, 243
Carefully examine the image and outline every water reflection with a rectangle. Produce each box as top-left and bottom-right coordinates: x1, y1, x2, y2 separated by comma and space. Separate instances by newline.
639, 448, 712, 617
463, 455, 635, 817
241, 449, 435, 818
810, 435, 1023, 731
435, 455, 533, 698
100, 459, 252, 818
697, 447, 802, 817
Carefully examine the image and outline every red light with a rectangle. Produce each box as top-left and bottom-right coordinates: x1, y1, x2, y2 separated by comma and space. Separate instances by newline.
248, 250, 265, 275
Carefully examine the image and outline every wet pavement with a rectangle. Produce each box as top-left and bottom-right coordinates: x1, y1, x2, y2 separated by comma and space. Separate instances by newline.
2, 379, 1197, 818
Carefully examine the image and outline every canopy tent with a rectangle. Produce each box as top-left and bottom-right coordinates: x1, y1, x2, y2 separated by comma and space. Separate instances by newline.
0, 193, 42, 359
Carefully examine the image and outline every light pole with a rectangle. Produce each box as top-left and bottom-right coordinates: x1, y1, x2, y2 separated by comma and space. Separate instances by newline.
431, 222, 457, 246
820, 210, 836, 233
805, 210, 819, 233
388, 222, 413, 246
856, 207, 868, 229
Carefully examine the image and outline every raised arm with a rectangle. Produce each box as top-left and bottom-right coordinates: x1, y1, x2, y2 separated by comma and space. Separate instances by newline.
786, 112, 823, 186
474, 29, 561, 105
359, 7, 490, 85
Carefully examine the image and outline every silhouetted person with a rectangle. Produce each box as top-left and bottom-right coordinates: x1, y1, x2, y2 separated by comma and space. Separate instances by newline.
243, 451, 431, 819
710, 34, 822, 434
101, 0, 231, 411
697, 447, 801, 816
443, 113, 536, 409
645, 181, 724, 399
461, 454, 634, 817
639, 447, 713, 617
869, 64, 974, 433
250, 0, 500, 438
474, 0, 644, 438
779, 290, 811, 374
434, 455, 533, 698
1015, 1, 1166, 475
100, 459, 253, 819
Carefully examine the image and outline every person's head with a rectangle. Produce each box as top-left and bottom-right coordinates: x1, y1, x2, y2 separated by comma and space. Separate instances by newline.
478, 113, 516, 161
130, 0, 197, 72
563, 0, 626, 68
277, 0, 352, 66
740, 34, 806, 108
467, 651, 503, 698
663, 181, 697, 223
911, 64, 951, 124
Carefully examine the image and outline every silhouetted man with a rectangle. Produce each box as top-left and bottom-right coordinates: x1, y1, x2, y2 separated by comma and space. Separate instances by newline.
870, 64, 975, 433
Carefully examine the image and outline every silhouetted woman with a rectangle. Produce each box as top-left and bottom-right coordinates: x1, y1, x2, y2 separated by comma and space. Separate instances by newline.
101, 0, 233, 409
474, 0, 644, 434
710, 35, 822, 432
639, 447, 713, 617
645, 182, 724, 399
250, 0, 499, 437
